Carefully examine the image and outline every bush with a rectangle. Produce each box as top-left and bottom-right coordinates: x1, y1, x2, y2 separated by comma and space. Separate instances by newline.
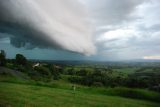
67, 68, 75, 75
149, 85, 160, 92
33, 66, 52, 82
92, 82, 103, 87
28, 71, 42, 81
28, 68, 52, 82
49, 65, 61, 80
34, 66, 51, 77
6, 63, 14, 69
68, 76, 82, 84
76, 69, 88, 76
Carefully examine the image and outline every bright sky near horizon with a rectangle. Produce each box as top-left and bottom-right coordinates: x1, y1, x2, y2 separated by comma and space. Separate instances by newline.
0, 0, 160, 60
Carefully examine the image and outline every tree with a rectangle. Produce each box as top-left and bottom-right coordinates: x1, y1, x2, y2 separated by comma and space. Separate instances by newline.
34, 66, 51, 76
34, 66, 52, 81
0, 50, 6, 66
49, 65, 61, 80
76, 69, 88, 76
15, 54, 27, 65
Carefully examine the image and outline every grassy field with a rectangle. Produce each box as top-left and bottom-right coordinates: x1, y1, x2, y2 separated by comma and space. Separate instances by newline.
0, 67, 160, 107
0, 81, 160, 107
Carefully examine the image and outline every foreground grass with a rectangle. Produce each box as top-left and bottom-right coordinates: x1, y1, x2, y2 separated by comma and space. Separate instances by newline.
0, 82, 160, 107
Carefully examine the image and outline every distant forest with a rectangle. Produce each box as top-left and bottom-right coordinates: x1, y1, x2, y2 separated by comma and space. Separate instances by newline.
1, 50, 160, 92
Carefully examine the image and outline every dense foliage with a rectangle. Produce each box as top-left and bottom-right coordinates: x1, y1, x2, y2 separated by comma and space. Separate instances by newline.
0, 50, 160, 92
15, 54, 27, 65
66, 67, 160, 92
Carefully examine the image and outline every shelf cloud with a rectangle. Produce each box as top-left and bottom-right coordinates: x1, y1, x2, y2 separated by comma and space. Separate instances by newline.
0, 0, 96, 55
0, 0, 160, 60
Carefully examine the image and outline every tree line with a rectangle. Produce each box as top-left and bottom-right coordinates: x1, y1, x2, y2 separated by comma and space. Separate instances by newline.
64, 67, 160, 92
1, 50, 160, 92
0, 50, 61, 82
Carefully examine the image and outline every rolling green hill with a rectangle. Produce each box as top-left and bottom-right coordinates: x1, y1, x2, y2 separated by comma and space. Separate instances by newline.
0, 66, 160, 107
0, 82, 160, 107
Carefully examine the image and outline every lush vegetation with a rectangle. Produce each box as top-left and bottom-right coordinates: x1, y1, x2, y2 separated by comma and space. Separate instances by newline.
0, 50, 160, 107
66, 67, 160, 92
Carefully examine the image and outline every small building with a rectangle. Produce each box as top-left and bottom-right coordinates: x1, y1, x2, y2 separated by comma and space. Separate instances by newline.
32, 63, 40, 68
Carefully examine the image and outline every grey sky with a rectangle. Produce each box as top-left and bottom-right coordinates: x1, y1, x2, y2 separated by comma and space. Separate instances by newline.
0, 0, 160, 60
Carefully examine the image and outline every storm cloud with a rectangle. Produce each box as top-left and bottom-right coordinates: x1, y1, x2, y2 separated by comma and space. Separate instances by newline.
0, 0, 160, 60
0, 0, 96, 55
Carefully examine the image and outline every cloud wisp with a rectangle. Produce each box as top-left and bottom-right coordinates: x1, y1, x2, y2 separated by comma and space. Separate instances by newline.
0, 0, 96, 55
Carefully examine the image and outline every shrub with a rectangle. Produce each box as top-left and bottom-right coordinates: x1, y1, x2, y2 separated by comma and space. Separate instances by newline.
34, 66, 51, 77
92, 82, 103, 87
68, 76, 82, 84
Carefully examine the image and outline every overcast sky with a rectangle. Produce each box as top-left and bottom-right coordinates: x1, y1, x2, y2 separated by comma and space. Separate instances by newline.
0, 0, 160, 61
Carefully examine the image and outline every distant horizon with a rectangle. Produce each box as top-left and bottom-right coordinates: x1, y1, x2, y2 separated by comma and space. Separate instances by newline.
6, 57, 160, 63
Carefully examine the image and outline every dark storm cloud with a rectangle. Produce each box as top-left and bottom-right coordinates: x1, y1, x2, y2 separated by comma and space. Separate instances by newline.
0, 0, 96, 55
1, 0, 160, 60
